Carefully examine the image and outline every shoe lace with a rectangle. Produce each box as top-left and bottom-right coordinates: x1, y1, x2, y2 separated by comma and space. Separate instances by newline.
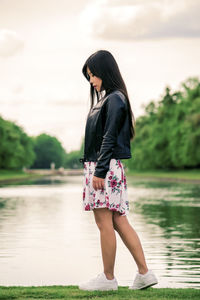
89, 273, 102, 284
133, 273, 142, 284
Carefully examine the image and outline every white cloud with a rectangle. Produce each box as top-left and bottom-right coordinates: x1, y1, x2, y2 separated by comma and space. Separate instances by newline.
0, 0, 200, 152
0, 84, 87, 107
80, 0, 200, 40
11, 82, 24, 94
0, 29, 24, 57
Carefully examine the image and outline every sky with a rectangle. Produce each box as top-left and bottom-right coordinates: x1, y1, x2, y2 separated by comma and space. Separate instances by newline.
0, 0, 200, 152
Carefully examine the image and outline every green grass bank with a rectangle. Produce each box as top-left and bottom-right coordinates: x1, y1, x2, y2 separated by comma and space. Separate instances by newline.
0, 170, 43, 185
0, 286, 200, 300
126, 168, 200, 182
0, 168, 200, 186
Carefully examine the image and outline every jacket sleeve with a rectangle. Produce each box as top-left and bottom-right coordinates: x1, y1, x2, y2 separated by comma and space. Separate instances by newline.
93, 93, 126, 179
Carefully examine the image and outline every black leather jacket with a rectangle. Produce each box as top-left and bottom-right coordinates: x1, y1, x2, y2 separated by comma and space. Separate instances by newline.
79, 90, 132, 178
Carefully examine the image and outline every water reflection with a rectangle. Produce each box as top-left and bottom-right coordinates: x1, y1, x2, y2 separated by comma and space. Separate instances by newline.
128, 179, 200, 288
0, 176, 199, 288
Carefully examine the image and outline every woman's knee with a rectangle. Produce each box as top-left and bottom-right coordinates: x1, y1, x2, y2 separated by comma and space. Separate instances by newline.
93, 208, 114, 231
113, 212, 128, 231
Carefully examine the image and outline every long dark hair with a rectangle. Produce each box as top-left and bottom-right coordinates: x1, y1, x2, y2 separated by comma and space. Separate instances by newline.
82, 49, 135, 140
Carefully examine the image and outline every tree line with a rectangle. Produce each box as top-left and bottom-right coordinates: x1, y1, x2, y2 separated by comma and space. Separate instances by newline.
0, 117, 81, 170
127, 77, 200, 170
0, 77, 199, 171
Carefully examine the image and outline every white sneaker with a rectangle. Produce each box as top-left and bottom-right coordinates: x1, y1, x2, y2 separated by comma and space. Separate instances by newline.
129, 269, 158, 290
78, 272, 118, 291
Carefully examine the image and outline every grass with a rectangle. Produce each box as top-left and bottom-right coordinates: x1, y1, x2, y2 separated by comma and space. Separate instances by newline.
0, 286, 200, 300
0, 170, 43, 184
126, 168, 200, 181
1, 168, 200, 186
0, 170, 29, 179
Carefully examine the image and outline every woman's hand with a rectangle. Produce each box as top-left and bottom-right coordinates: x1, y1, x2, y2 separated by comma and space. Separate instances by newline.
92, 175, 105, 191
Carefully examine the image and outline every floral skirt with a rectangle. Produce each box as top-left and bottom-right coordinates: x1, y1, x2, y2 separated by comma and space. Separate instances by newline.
82, 158, 129, 216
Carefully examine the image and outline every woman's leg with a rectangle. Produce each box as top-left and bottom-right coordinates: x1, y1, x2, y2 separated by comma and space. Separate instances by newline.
112, 212, 148, 274
93, 208, 116, 280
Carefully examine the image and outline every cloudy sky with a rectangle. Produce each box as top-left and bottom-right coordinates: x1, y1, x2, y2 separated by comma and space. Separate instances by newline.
0, 0, 200, 152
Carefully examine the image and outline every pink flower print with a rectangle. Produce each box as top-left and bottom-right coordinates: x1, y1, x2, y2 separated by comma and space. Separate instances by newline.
110, 171, 114, 175
111, 208, 117, 212
110, 179, 117, 188
85, 204, 90, 211
86, 177, 89, 185
83, 190, 85, 200
117, 160, 122, 169
106, 202, 109, 208
109, 175, 112, 180
100, 202, 104, 206
124, 176, 126, 186
97, 199, 100, 204
121, 172, 124, 182
116, 204, 120, 208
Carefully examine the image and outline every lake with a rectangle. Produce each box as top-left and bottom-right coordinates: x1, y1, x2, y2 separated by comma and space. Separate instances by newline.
0, 174, 199, 288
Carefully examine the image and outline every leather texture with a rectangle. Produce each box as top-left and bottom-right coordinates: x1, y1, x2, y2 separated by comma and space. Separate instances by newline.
79, 90, 132, 178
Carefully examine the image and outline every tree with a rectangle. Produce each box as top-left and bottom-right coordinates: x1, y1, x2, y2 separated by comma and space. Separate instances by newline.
0, 116, 35, 169
31, 133, 66, 169
126, 77, 200, 170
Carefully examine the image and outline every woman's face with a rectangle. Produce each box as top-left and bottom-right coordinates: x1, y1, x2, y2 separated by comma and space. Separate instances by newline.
86, 66, 103, 92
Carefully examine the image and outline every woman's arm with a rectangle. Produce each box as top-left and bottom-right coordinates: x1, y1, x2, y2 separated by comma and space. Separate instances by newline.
94, 92, 126, 179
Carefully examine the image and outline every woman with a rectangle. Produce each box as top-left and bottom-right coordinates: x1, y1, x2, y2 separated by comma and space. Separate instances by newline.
79, 50, 158, 291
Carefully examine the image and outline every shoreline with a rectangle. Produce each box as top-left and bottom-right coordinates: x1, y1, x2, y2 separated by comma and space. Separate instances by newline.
0, 169, 81, 185
126, 169, 200, 184
0, 169, 200, 186
126, 172, 200, 184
